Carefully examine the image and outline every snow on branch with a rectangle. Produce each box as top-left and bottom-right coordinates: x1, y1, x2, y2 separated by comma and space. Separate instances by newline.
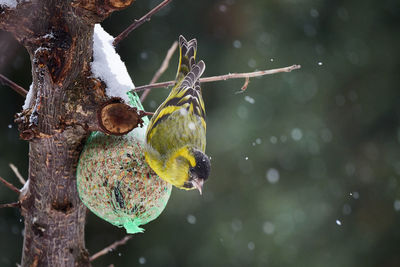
91, 24, 134, 104
0, 0, 17, 8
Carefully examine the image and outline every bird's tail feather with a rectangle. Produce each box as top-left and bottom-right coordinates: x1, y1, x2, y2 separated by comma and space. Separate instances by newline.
180, 60, 205, 91
176, 35, 197, 81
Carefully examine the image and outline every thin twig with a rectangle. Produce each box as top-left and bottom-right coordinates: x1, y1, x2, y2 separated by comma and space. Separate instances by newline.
113, 0, 172, 46
9, 163, 26, 185
241, 77, 250, 91
0, 176, 20, 194
140, 40, 178, 102
143, 111, 154, 116
0, 74, 28, 97
131, 64, 301, 93
90, 235, 133, 262
0, 201, 20, 209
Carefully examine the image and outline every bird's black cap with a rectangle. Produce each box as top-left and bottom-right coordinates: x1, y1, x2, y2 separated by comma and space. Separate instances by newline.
190, 149, 211, 181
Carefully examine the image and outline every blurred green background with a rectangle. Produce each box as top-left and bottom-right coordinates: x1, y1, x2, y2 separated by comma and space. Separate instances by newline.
1, 0, 400, 266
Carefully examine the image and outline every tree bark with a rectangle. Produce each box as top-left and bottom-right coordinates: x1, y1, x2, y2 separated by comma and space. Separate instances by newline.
23, 134, 89, 266
0, 0, 135, 266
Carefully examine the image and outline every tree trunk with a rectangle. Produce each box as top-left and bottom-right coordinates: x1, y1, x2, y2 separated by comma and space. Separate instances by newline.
23, 134, 89, 266
0, 0, 135, 266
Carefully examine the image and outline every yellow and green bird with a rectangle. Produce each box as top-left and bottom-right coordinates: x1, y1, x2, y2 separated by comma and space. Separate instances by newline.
144, 35, 210, 194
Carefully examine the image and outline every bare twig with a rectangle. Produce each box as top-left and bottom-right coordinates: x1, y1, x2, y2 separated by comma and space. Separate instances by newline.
90, 235, 133, 262
241, 77, 250, 91
0, 74, 28, 97
143, 111, 154, 116
140, 40, 178, 102
113, 0, 172, 46
0, 201, 20, 209
0, 176, 20, 194
9, 163, 26, 185
131, 64, 301, 93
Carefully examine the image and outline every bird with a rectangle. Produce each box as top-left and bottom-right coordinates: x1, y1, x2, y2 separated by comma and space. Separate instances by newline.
144, 35, 211, 194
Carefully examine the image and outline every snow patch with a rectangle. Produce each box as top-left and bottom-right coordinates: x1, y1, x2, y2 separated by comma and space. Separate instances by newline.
92, 24, 134, 104
20, 179, 30, 196
0, 0, 17, 8
132, 123, 147, 143
23, 84, 34, 109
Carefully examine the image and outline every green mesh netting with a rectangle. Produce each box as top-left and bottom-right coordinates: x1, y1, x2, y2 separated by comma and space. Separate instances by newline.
77, 92, 172, 234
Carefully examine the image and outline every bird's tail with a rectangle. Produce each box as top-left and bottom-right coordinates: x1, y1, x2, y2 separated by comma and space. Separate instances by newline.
180, 60, 205, 91
176, 35, 197, 81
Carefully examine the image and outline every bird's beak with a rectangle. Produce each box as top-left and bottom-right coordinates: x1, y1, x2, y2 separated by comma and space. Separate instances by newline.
191, 178, 204, 195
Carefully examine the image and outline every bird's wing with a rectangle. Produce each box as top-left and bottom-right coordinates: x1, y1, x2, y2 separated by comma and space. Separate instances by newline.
146, 61, 207, 154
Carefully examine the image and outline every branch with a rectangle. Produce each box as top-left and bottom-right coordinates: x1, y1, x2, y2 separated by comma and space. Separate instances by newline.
0, 176, 20, 194
9, 163, 26, 185
0, 201, 20, 209
0, 74, 28, 97
71, 0, 135, 23
131, 64, 301, 93
241, 77, 250, 92
140, 40, 178, 102
113, 0, 172, 46
90, 235, 132, 262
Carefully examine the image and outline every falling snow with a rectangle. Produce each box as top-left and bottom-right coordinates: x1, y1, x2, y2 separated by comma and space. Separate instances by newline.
394, 200, 400, 211
140, 51, 148, 60
219, 4, 227, 12
233, 40, 242, 48
139, 257, 146, 264
350, 192, 359, 199
179, 108, 188, 116
248, 58, 256, 68
262, 221, 275, 234
237, 105, 248, 119
231, 219, 243, 232
291, 128, 303, 141
187, 214, 197, 224
310, 8, 319, 18
244, 95, 255, 104
266, 168, 280, 184
336, 219, 342, 226
188, 122, 196, 130
247, 241, 255, 250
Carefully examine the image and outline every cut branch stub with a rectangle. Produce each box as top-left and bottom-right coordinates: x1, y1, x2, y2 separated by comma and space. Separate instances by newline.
71, 0, 135, 23
98, 98, 145, 135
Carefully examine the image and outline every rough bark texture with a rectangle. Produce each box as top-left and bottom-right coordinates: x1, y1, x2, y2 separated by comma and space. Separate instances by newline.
0, 0, 136, 266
